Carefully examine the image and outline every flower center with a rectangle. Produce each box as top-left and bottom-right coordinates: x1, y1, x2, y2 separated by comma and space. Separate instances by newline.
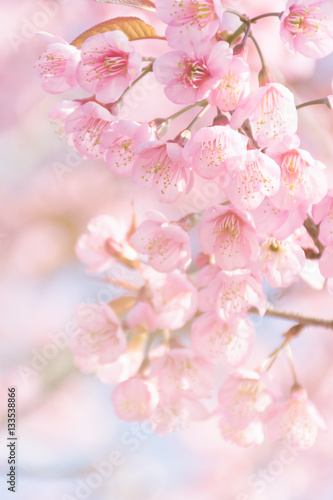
285, 5, 327, 40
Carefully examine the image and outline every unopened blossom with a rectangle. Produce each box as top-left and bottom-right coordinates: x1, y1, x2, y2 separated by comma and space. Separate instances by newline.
267, 135, 327, 210
150, 347, 214, 399
131, 140, 193, 203
75, 215, 136, 273
259, 236, 306, 288
230, 83, 298, 147
136, 269, 198, 330
34, 32, 80, 93
191, 313, 254, 366
312, 189, 333, 246
64, 101, 115, 158
219, 415, 265, 447
199, 205, 259, 270
153, 35, 232, 104
208, 56, 251, 111
184, 125, 247, 179
280, 0, 333, 59
218, 370, 276, 430
155, 0, 224, 40
71, 303, 126, 372
76, 31, 142, 103
101, 121, 155, 177
225, 149, 280, 211
265, 386, 327, 450
198, 265, 266, 320
111, 376, 159, 422
130, 210, 191, 273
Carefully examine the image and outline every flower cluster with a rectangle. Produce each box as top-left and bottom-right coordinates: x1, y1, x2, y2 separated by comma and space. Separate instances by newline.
35, 0, 333, 449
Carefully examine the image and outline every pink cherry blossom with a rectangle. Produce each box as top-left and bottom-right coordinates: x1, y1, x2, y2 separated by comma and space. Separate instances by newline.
280, 0, 333, 59
153, 35, 232, 104
208, 56, 251, 111
219, 415, 265, 447
267, 136, 327, 210
34, 32, 80, 94
64, 101, 115, 158
199, 205, 259, 270
198, 265, 266, 320
265, 387, 327, 449
184, 125, 247, 179
101, 121, 155, 177
48, 100, 81, 139
131, 140, 193, 203
76, 31, 142, 103
150, 347, 214, 399
230, 83, 298, 147
126, 302, 158, 334
312, 189, 333, 245
111, 376, 159, 422
71, 303, 126, 372
191, 313, 254, 366
135, 270, 198, 330
75, 215, 136, 273
319, 246, 333, 277
151, 396, 209, 435
251, 197, 309, 240
130, 210, 191, 273
218, 370, 276, 430
155, 0, 224, 38
224, 149, 280, 211
259, 236, 306, 288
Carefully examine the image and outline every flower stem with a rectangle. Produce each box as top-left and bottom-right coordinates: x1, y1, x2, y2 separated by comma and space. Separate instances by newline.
118, 64, 153, 102
250, 303, 333, 330
304, 215, 325, 256
251, 12, 283, 23
166, 100, 208, 122
296, 98, 330, 110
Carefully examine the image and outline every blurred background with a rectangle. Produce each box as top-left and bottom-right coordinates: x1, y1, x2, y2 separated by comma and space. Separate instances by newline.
1, 1, 333, 499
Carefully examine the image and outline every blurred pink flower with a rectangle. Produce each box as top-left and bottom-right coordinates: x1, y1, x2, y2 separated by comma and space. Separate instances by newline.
34, 32, 80, 93
131, 140, 193, 203
198, 266, 266, 320
101, 121, 155, 177
153, 35, 232, 104
218, 370, 276, 430
75, 215, 136, 273
219, 415, 265, 447
137, 270, 198, 330
184, 125, 247, 179
208, 56, 251, 111
126, 302, 158, 334
259, 236, 306, 287
230, 83, 298, 147
76, 31, 142, 103
151, 396, 209, 435
225, 149, 280, 211
312, 189, 333, 246
265, 387, 327, 449
130, 210, 191, 273
199, 205, 259, 270
111, 376, 159, 422
280, 0, 333, 58
151, 347, 214, 399
64, 101, 115, 158
319, 245, 333, 277
72, 303, 126, 371
191, 313, 254, 366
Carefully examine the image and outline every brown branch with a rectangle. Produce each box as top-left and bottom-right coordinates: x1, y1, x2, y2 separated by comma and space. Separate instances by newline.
249, 303, 333, 330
